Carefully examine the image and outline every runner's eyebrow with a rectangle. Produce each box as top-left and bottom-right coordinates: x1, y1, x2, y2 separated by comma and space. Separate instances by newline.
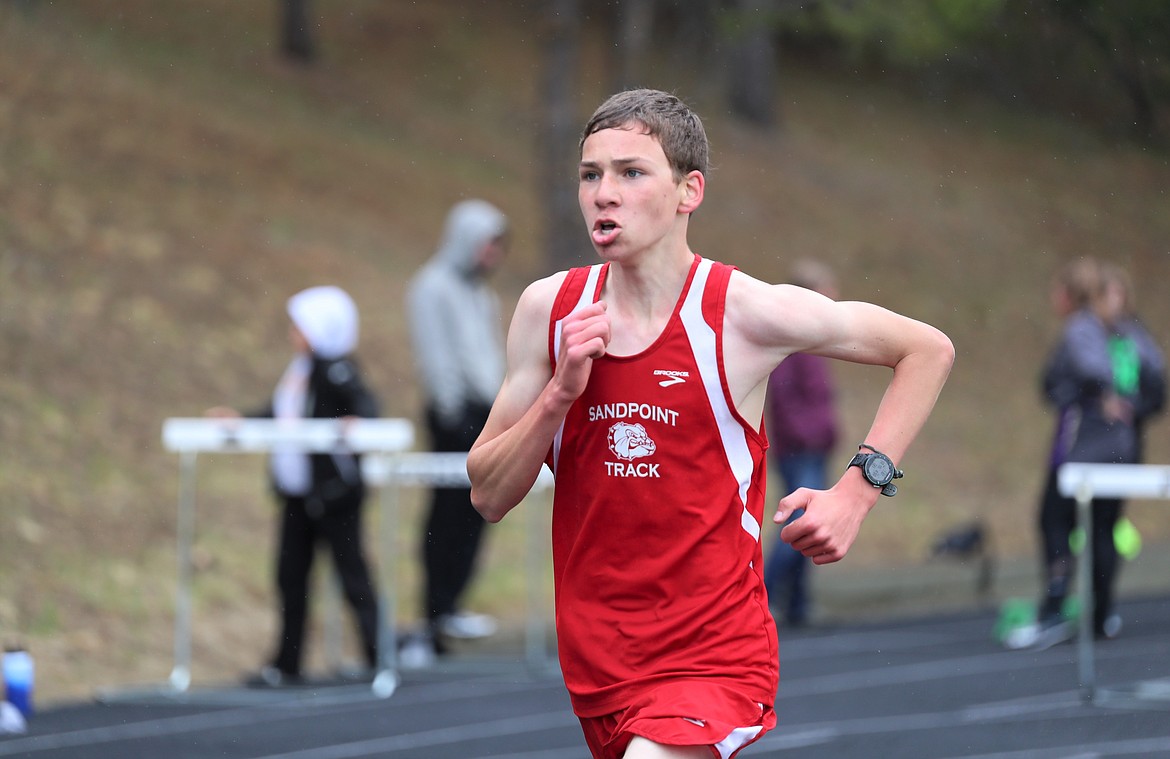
579, 157, 644, 170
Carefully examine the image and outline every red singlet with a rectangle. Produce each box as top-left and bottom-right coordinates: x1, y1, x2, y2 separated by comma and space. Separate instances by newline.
546, 255, 779, 720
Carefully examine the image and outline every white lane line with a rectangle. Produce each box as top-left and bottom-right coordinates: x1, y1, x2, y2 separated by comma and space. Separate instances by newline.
778, 638, 1170, 697
0, 677, 565, 756
250, 710, 580, 759
445, 745, 592, 759
753, 691, 1159, 754
950, 735, 1170, 759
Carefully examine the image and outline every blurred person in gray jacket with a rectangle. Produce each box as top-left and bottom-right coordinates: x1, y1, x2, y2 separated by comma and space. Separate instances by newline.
1028, 258, 1164, 650
404, 199, 509, 665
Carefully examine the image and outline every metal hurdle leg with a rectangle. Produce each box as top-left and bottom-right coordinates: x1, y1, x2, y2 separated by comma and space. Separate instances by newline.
525, 489, 549, 674
371, 468, 399, 698
169, 450, 197, 692
1074, 478, 1096, 705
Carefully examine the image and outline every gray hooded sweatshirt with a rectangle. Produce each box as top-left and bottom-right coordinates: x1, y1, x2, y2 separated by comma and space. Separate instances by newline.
407, 200, 508, 426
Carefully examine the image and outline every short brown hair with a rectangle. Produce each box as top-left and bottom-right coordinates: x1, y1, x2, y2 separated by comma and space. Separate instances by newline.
580, 89, 709, 181
1055, 257, 1103, 310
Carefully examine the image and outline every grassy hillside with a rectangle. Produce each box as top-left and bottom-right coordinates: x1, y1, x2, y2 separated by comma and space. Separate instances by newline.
2, 1, 1168, 704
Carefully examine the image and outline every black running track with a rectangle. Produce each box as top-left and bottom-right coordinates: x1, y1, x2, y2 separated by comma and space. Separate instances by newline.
4, 595, 1169, 758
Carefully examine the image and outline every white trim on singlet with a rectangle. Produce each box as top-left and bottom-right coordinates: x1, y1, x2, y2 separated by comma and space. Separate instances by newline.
551, 264, 604, 473
679, 258, 762, 543
714, 724, 765, 759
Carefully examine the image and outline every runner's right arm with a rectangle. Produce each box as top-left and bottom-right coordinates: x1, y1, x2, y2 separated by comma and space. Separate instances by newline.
467, 274, 610, 522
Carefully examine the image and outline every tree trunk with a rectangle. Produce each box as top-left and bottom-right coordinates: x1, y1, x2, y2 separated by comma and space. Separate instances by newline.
280, 0, 315, 63
725, 0, 778, 127
612, 0, 655, 92
540, 0, 586, 272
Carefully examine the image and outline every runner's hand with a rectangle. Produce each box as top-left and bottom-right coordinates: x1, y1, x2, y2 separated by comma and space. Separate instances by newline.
553, 301, 610, 403
775, 482, 873, 565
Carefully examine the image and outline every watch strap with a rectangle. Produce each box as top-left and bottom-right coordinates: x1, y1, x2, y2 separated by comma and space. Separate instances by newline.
847, 446, 904, 497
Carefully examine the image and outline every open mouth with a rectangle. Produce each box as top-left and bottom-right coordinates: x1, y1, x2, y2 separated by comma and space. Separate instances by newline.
592, 219, 621, 246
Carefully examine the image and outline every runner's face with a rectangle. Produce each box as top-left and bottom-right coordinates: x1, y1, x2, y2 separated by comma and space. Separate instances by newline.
578, 127, 689, 260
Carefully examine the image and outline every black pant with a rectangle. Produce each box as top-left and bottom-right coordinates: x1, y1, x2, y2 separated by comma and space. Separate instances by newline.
273, 490, 380, 675
422, 402, 492, 636
1037, 467, 1122, 632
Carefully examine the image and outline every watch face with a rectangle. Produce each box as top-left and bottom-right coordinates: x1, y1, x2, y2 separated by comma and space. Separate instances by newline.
864, 454, 895, 486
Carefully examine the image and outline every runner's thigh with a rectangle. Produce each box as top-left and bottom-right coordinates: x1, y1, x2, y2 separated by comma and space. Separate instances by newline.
624, 736, 712, 759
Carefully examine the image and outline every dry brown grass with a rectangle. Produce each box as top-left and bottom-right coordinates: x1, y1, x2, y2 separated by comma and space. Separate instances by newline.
1, 1, 1168, 705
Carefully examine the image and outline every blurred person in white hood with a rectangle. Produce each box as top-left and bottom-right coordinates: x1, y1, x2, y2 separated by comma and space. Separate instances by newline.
405, 199, 509, 664
208, 285, 381, 686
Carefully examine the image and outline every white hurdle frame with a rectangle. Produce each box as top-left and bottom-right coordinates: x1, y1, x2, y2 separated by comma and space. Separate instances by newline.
160, 418, 556, 699
1056, 462, 1170, 704
161, 418, 413, 697
361, 453, 555, 675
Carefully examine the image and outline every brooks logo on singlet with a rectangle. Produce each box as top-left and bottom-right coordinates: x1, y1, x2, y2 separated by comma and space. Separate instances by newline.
654, 369, 689, 387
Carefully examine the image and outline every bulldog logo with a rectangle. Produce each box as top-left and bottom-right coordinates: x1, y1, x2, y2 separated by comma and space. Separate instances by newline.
607, 421, 656, 461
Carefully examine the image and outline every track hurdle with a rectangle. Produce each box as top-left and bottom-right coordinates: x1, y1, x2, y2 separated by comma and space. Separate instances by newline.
360, 453, 556, 677
160, 418, 413, 697
1056, 462, 1170, 705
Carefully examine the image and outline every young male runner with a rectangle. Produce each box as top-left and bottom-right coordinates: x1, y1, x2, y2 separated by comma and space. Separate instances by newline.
467, 89, 954, 759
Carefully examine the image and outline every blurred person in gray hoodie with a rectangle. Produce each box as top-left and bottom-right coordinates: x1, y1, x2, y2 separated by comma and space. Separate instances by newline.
405, 199, 509, 665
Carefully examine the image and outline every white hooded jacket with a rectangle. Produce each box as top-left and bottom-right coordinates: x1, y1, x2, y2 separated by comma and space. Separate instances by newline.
271, 286, 363, 495
407, 200, 508, 426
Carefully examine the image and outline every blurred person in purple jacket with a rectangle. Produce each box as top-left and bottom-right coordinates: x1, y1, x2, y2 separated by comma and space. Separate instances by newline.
763, 260, 840, 628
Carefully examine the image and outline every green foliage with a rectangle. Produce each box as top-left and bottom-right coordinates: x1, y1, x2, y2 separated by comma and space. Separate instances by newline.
994, 0, 1170, 140
778, 0, 1170, 140
788, 0, 1007, 64
1047, 1, 1170, 119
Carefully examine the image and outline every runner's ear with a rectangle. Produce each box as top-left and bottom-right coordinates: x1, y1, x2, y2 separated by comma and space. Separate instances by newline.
678, 169, 704, 214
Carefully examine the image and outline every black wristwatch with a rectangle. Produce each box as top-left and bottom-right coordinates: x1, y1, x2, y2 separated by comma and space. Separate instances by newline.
847, 444, 903, 497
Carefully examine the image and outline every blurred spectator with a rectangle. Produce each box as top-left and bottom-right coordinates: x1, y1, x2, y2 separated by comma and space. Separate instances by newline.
763, 259, 840, 628
1097, 262, 1165, 463
1030, 258, 1164, 648
207, 286, 381, 686
403, 199, 509, 667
